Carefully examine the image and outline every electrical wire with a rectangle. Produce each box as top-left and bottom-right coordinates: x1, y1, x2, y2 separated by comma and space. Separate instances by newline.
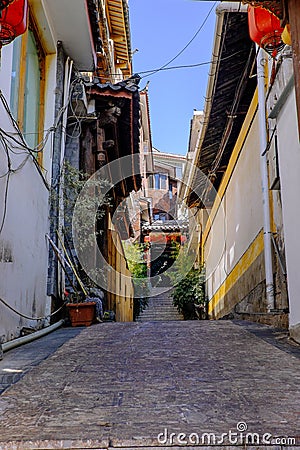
0, 74, 84, 205
0, 75, 82, 236
0, 74, 87, 317
141, 1, 218, 80
0, 171, 10, 236
0, 295, 69, 320
0, 75, 81, 154
0, 93, 50, 189
96, 49, 246, 84
208, 44, 257, 176
0, 132, 31, 236
0, 133, 12, 236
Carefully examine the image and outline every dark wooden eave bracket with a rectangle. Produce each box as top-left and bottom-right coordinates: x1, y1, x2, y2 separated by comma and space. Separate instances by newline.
241, 0, 284, 19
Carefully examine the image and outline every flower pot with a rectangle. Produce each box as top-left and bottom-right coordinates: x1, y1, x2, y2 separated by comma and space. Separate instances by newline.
67, 302, 96, 327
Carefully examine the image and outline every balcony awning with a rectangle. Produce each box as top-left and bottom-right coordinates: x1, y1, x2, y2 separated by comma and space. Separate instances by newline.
43, 0, 97, 71
106, 0, 131, 76
85, 77, 141, 196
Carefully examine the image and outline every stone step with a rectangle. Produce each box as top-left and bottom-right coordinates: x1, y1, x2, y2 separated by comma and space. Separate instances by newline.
137, 288, 183, 322
139, 312, 180, 316
141, 305, 178, 311
138, 309, 183, 322
148, 302, 174, 305
146, 302, 175, 307
143, 306, 176, 310
139, 314, 181, 319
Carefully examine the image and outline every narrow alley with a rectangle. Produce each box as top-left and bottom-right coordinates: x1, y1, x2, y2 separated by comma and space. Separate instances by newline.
0, 318, 299, 449
0, 1, 300, 449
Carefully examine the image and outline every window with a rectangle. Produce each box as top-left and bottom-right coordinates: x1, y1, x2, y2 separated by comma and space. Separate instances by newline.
154, 212, 167, 222
24, 30, 41, 149
10, 18, 45, 164
175, 166, 182, 180
169, 182, 173, 199
10, 36, 22, 119
160, 174, 167, 190
148, 174, 153, 189
154, 173, 160, 190
154, 173, 168, 190
143, 141, 149, 154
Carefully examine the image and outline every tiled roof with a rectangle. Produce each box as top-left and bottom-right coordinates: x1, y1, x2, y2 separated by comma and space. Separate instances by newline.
189, 11, 257, 206
143, 220, 189, 233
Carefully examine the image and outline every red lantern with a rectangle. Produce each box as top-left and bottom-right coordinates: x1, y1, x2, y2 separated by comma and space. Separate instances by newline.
0, 0, 16, 11
0, 0, 28, 47
248, 5, 284, 55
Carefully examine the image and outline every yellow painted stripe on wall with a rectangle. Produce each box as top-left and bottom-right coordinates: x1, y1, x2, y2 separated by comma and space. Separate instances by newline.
203, 90, 258, 245
208, 229, 264, 314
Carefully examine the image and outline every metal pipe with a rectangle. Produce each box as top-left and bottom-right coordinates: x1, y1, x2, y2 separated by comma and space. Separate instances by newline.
257, 47, 275, 312
2, 319, 64, 353
216, 2, 248, 14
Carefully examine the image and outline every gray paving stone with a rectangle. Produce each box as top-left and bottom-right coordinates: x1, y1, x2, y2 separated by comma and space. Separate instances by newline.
0, 327, 83, 394
0, 320, 299, 449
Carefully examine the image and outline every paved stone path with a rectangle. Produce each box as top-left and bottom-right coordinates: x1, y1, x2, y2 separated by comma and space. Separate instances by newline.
0, 328, 82, 394
0, 320, 299, 449
137, 287, 183, 322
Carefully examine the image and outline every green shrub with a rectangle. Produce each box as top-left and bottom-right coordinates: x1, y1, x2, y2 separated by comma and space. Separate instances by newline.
123, 242, 149, 319
172, 267, 205, 318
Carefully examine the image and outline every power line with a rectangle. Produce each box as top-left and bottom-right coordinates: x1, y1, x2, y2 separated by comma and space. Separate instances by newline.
97, 49, 245, 83
140, 61, 212, 75
0, 294, 68, 320
140, 1, 218, 79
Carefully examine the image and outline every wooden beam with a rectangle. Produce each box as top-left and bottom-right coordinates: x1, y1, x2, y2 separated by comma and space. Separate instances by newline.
81, 126, 95, 175
288, 0, 300, 138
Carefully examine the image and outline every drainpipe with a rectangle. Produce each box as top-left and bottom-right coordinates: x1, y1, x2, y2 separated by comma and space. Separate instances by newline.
257, 47, 275, 312
216, 2, 247, 14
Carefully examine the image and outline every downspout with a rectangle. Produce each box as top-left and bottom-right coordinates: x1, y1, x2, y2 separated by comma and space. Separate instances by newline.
57, 57, 74, 292
47, 42, 66, 298
58, 56, 73, 233
257, 47, 275, 312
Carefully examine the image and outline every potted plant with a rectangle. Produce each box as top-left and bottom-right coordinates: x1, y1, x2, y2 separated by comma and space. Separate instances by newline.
50, 161, 111, 326
66, 298, 96, 327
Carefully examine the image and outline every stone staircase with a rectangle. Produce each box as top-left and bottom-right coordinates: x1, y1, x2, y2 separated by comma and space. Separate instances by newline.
137, 287, 184, 322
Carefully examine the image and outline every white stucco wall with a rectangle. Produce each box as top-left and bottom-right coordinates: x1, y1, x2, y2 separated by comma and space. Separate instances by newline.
205, 114, 264, 300
0, 10, 57, 342
276, 88, 300, 341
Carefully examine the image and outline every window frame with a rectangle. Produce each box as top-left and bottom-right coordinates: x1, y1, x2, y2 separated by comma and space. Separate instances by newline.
154, 173, 168, 190
12, 12, 45, 166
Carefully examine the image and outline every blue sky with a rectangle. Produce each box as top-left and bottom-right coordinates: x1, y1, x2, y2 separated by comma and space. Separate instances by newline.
129, 0, 217, 155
